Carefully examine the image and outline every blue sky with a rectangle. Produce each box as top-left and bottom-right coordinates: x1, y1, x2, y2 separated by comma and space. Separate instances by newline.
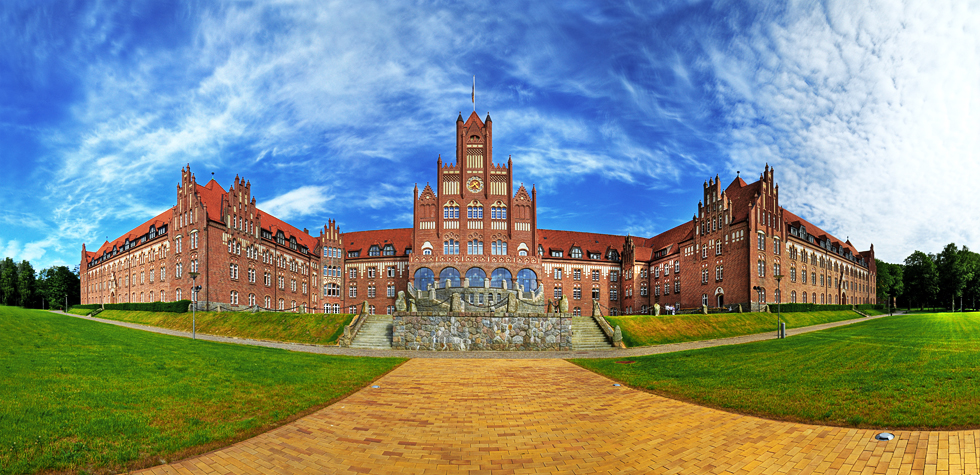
2, 0, 978, 270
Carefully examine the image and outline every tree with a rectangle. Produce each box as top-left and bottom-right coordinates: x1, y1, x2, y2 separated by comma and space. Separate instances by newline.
904, 251, 939, 310
16, 260, 37, 308
935, 243, 970, 311
38, 265, 81, 310
962, 250, 980, 311
0, 257, 18, 306
875, 259, 904, 312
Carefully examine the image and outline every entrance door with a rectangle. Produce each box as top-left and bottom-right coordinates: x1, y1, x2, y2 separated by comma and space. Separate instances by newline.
716, 294, 724, 307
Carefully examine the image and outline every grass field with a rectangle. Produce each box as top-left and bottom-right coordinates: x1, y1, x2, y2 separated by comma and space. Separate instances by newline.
574, 312, 980, 429
92, 309, 355, 345
0, 306, 404, 475
606, 310, 863, 347
67, 307, 94, 316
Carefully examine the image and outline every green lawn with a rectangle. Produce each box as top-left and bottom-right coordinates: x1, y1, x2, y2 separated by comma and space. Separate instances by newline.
574, 312, 980, 429
67, 307, 94, 316
92, 309, 355, 345
606, 310, 863, 347
0, 306, 404, 475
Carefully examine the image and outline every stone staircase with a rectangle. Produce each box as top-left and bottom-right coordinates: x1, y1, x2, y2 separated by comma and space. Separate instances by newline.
571, 316, 614, 350
350, 314, 393, 349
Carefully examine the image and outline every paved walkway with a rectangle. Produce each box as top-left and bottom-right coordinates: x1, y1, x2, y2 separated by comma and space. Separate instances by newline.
132, 358, 978, 474
58, 310, 901, 359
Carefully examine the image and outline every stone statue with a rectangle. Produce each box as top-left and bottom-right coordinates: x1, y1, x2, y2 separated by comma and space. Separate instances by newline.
653, 303, 661, 316
613, 325, 623, 346
737, 304, 743, 313
408, 298, 418, 312
701, 304, 708, 314
395, 291, 407, 312
507, 293, 518, 313
450, 292, 463, 312
559, 295, 569, 314
591, 299, 602, 317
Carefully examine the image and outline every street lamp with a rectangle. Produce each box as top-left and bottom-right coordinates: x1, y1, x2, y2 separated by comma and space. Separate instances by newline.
189, 272, 200, 340
774, 275, 784, 338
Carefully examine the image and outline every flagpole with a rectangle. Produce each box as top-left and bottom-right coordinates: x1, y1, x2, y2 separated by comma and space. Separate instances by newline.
472, 75, 476, 112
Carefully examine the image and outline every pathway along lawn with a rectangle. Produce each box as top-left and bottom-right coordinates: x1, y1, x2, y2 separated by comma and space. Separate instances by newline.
574, 312, 980, 430
0, 306, 404, 475
94, 309, 355, 345
607, 309, 864, 347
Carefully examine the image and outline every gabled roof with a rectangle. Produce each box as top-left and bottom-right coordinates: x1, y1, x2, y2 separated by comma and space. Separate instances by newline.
343, 228, 414, 258
782, 208, 866, 264
195, 180, 226, 222
91, 209, 173, 258
724, 176, 761, 224
538, 229, 627, 262
642, 221, 695, 260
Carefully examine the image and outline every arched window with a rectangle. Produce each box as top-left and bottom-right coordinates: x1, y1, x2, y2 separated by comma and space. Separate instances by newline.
490, 268, 512, 288
702, 294, 708, 306
414, 268, 434, 290
802, 291, 807, 303
465, 268, 486, 287
516, 268, 538, 292
438, 267, 461, 287
791, 291, 797, 303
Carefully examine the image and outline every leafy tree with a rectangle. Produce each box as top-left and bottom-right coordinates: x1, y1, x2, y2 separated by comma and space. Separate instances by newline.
16, 260, 37, 308
903, 251, 939, 310
875, 259, 904, 312
0, 257, 19, 306
935, 243, 971, 311
38, 265, 81, 310
962, 250, 980, 311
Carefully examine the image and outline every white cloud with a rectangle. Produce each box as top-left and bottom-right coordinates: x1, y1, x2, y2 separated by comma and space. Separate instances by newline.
260, 186, 332, 221
707, 0, 980, 262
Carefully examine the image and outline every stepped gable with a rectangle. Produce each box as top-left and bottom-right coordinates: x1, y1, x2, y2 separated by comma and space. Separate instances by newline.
92, 209, 173, 256
537, 229, 626, 262
723, 175, 761, 224
344, 228, 414, 258
259, 212, 320, 251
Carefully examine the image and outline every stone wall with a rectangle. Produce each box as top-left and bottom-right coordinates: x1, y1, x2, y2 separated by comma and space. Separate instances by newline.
391, 312, 572, 351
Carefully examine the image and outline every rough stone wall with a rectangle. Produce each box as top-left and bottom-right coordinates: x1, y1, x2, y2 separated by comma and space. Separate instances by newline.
391, 312, 572, 351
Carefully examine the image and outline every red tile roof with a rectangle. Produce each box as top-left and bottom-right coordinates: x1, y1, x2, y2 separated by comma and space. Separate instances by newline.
196, 180, 226, 223
258, 211, 320, 251
90, 209, 173, 259
642, 221, 695, 259
343, 228, 414, 258
538, 229, 627, 262
723, 176, 761, 224
781, 208, 865, 260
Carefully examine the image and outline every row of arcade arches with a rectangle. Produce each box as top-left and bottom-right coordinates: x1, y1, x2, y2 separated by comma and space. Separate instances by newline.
414, 267, 538, 292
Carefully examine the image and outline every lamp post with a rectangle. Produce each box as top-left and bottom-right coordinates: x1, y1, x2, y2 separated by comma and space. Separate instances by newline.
189, 272, 199, 340
774, 275, 783, 338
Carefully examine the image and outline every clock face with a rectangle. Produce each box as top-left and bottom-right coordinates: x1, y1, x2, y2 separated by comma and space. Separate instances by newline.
467, 176, 484, 192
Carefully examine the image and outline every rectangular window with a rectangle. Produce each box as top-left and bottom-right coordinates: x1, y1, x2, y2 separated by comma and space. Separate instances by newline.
368, 267, 376, 279
387, 266, 395, 277
573, 269, 581, 280
349, 268, 357, 279
349, 286, 357, 298
592, 270, 600, 281
554, 268, 562, 279
387, 285, 395, 297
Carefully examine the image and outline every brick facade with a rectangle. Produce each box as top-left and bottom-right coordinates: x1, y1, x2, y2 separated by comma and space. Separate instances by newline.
81, 113, 876, 314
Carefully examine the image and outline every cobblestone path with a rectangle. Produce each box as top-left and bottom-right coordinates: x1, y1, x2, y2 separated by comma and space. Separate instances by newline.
133, 358, 978, 474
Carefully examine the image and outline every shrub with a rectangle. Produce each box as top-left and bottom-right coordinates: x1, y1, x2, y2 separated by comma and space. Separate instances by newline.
70, 301, 191, 313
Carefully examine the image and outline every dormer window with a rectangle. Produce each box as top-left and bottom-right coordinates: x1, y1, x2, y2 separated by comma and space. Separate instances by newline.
276, 232, 285, 245
369, 245, 381, 257
383, 244, 395, 256
348, 250, 360, 258
589, 252, 601, 260
607, 249, 620, 261
550, 249, 563, 258
570, 247, 582, 259
538, 245, 544, 256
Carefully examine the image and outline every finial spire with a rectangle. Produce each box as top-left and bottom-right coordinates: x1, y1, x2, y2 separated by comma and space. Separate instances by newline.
472, 75, 476, 112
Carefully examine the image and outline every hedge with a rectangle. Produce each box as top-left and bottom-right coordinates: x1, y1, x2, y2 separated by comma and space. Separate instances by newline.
774, 303, 855, 313
69, 300, 191, 313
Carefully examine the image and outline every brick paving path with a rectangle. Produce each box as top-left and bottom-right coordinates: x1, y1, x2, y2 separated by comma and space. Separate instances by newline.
131, 358, 979, 474
58, 310, 901, 359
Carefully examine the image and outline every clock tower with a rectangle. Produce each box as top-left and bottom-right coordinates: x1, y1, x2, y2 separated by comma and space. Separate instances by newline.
410, 111, 540, 293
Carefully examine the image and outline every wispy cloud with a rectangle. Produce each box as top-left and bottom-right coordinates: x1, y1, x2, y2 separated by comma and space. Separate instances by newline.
260, 186, 332, 221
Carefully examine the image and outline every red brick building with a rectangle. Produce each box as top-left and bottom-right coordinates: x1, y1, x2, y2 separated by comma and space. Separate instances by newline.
81, 112, 877, 314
